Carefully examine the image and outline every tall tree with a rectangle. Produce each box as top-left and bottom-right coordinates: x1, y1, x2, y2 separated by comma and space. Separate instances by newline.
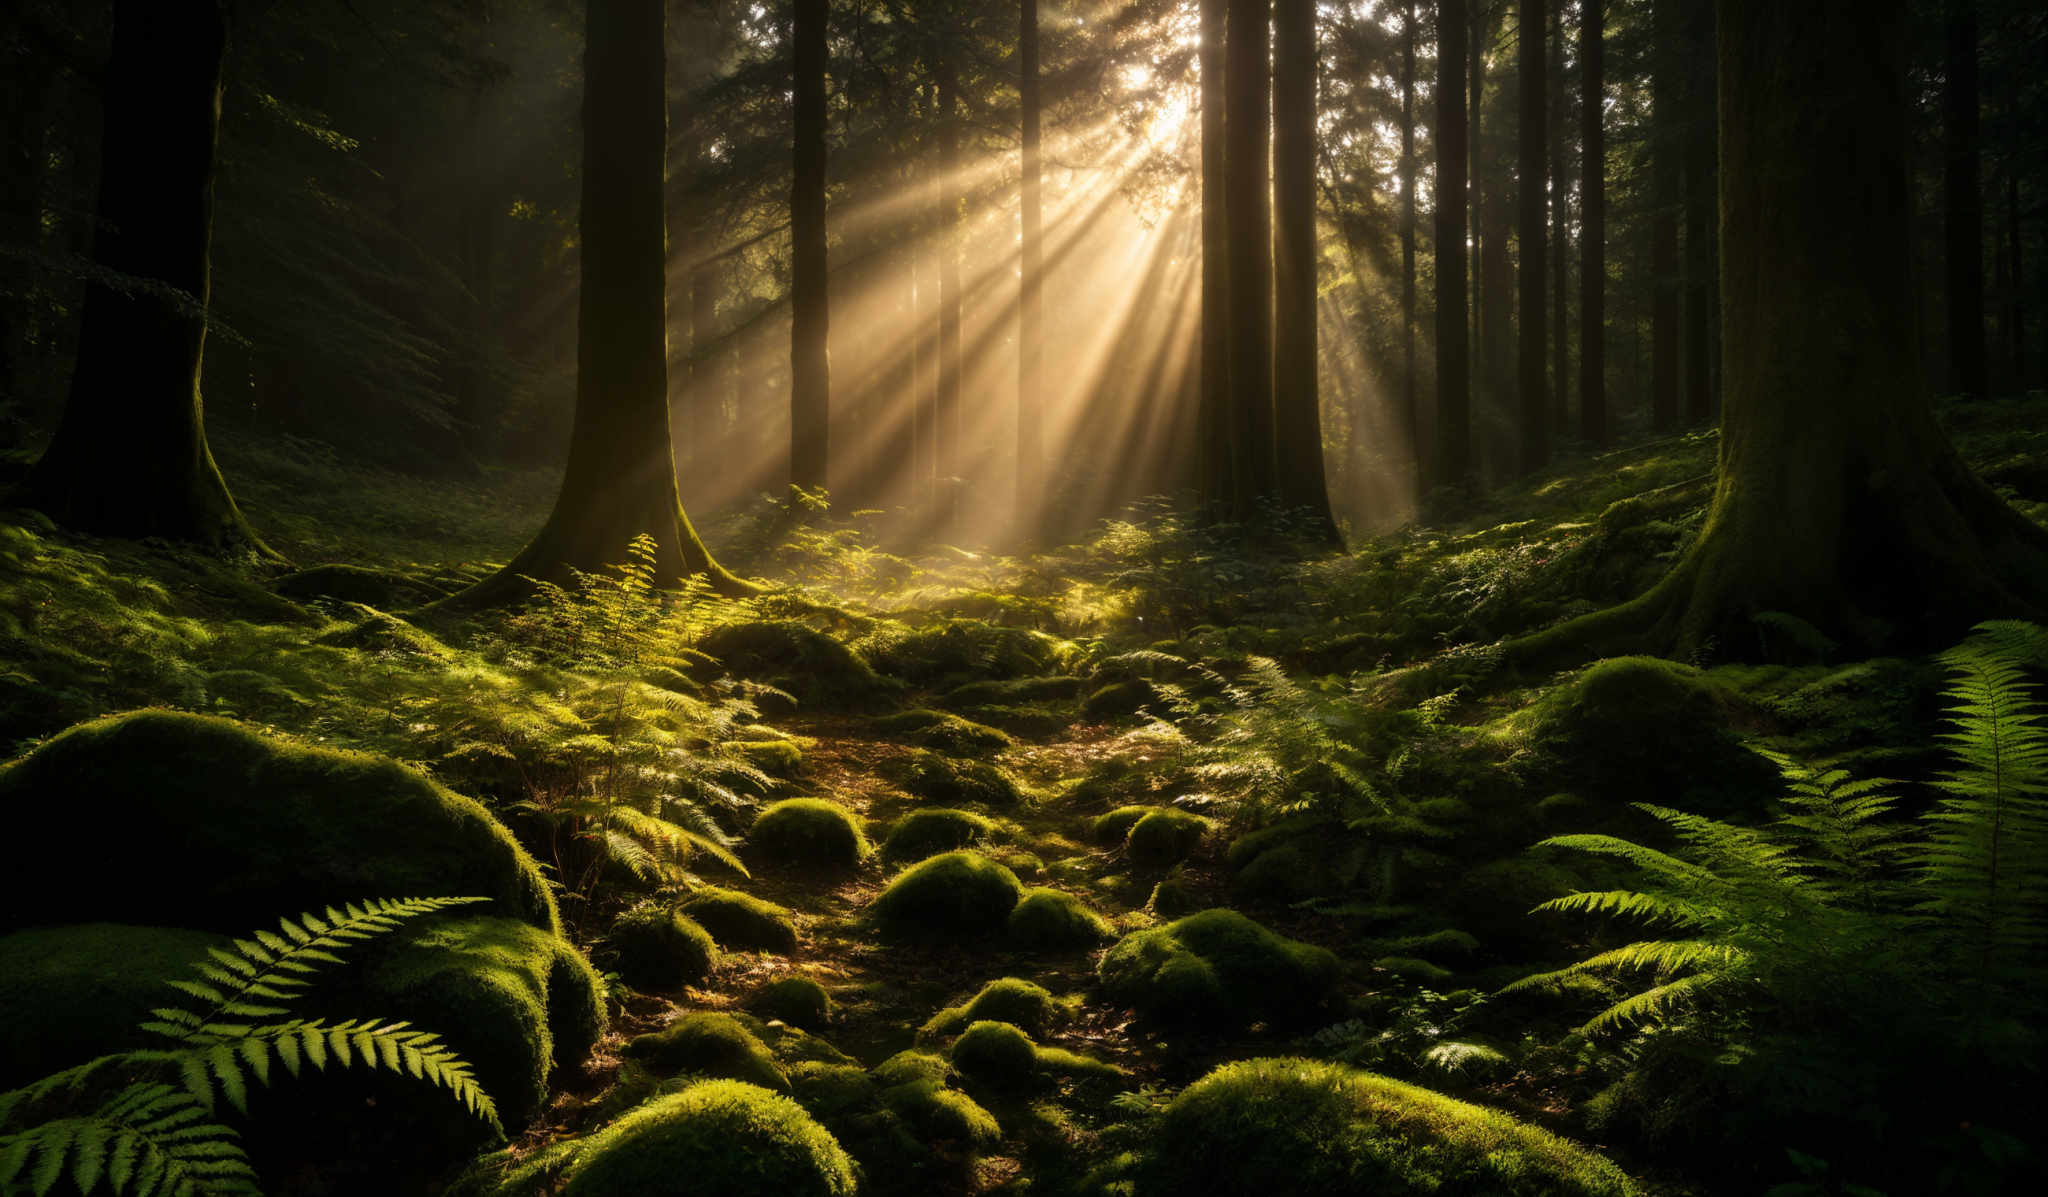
1579, 0, 1606, 446
935, 58, 962, 482
1435, 0, 1472, 490
454, 0, 745, 604
1548, 0, 1568, 435
1018, 0, 1044, 526
1517, 0, 2048, 664
1198, 0, 1231, 506
1272, 0, 1336, 537
1648, 0, 1680, 431
1944, 0, 1986, 397
790, 0, 829, 491
1399, 0, 1420, 469
1225, 0, 1275, 513
1517, 0, 1548, 472
1681, 0, 1716, 423
15, 0, 269, 553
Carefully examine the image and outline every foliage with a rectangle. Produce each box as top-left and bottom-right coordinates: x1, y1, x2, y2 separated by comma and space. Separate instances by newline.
887, 750, 1027, 809
558, 1080, 856, 1197
594, 904, 716, 993
868, 852, 1025, 940
1006, 888, 1114, 950
881, 808, 996, 865
1097, 910, 1341, 1029
752, 978, 833, 1032
677, 886, 798, 954
920, 979, 1059, 1042
623, 1013, 787, 1093
1124, 808, 1211, 867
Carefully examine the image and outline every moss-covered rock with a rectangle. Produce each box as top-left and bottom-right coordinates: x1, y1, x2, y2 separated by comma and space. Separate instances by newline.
869, 708, 1014, 756
1148, 877, 1206, 919
0, 923, 223, 1087
889, 750, 1025, 809
1125, 808, 1211, 867
869, 851, 1024, 939
736, 738, 806, 779
879, 1079, 1002, 1149
625, 1012, 788, 1092
679, 886, 799, 953
0, 710, 558, 936
882, 807, 997, 865
696, 620, 888, 710
859, 619, 1063, 684
1083, 678, 1163, 721
919, 977, 1058, 1040
1007, 887, 1113, 950
563, 1080, 856, 1197
871, 1049, 954, 1089
748, 798, 873, 869
949, 1020, 1039, 1088
596, 903, 717, 992
937, 675, 1086, 710
754, 976, 834, 1031
1091, 805, 1155, 844
1136, 1058, 1640, 1197
1098, 910, 1341, 1029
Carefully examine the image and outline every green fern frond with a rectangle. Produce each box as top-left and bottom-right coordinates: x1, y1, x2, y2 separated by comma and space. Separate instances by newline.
1579, 972, 1723, 1035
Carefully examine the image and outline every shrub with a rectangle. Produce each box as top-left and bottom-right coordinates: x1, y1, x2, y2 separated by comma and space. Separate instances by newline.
1092, 806, 1154, 844
562, 1080, 856, 1197
597, 904, 717, 992
1098, 910, 1340, 1029
1126, 809, 1210, 867
1138, 1058, 1640, 1197
890, 750, 1025, 809
869, 852, 1024, 939
754, 977, 834, 1031
748, 798, 873, 869
1007, 887, 1114, 950
679, 886, 799, 953
696, 619, 887, 709
869, 708, 1014, 756
949, 1021, 1039, 1088
624, 1012, 787, 1092
882, 807, 997, 865
919, 978, 1058, 1040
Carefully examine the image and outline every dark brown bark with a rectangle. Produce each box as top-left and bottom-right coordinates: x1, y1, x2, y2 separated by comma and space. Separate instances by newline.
1549, 0, 1568, 436
1272, 0, 1336, 537
1681, 0, 1716, 424
790, 0, 829, 492
935, 59, 962, 481
1579, 0, 1606, 446
1018, 0, 1043, 526
1199, 0, 1232, 505
1400, 0, 1419, 469
17, 0, 269, 554
1435, 0, 1472, 491
2007, 170, 2026, 388
1225, 0, 1275, 514
1944, 0, 1986, 397
1648, 0, 1680, 431
1517, 0, 1548, 473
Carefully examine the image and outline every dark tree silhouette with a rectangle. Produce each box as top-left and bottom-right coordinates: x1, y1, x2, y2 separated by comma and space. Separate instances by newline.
1579, 0, 1606, 447
1434, 0, 1472, 491
1018, 0, 1044, 526
1225, 0, 1274, 514
790, 0, 830, 492
1517, 0, 1549, 473
1399, 0, 1419, 472
1198, 0, 1231, 507
1649, 0, 1680, 432
1945, 0, 1987, 397
1681, 0, 1716, 424
1272, 0, 1337, 539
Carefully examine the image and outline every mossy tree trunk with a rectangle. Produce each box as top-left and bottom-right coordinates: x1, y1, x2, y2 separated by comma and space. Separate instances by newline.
1513, 0, 2048, 666
1271, 0, 1338, 541
453, 0, 746, 606
1579, 0, 1606, 447
1516, 0, 1548, 474
17, 0, 270, 555
790, 0, 829, 494
1434, 0, 1472, 491
1018, 0, 1043, 530
1225, 0, 1274, 516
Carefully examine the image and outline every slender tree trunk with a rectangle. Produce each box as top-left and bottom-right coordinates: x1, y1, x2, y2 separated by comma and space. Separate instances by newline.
935, 59, 962, 483
1944, 0, 1986, 397
1272, 0, 1336, 538
1400, 0, 1419, 468
1579, 0, 1606, 447
2007, 170, 2025, 389
1681, 0, 1716, 424
452, 0, 745, 605
1226, 0, 1275, 515
1470, 3, 1486, 380
1517, 0, 1548, 473
1018, 0, 1043, 528
1549, 0, 1568, 436
1649, 0, 1680, 431
1436, 0, 1472, 491
790, 0, 829, 492
1199, 0, 1232, 506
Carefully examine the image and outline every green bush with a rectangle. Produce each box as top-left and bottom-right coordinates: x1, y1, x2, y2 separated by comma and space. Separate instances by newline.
889, 750, 1025, 809
919, 978, 1058, 1040
748, 798, 873, 869
562, 1080, 856, 1197
1137, 1058, 1640, 1197
680, 886, 799, 953
1092, 805, 1155, 844
624, 1011, 788, 1092
1007, 887, 1114, 950
0, 709, 559, 936
1098, 909, 1340, 1029
869, 708, 1014, 756
949, 1020, 1039, 1088
869, 852, 1024, 939
696, 619, 888, 710
882, 807, 997, 865
597, 903, 717, 992
754, 976, 834, 1031
1125, 809, 1210, 867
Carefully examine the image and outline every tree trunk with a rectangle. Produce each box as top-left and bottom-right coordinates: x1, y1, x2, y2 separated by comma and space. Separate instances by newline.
1225, 0, 1275, 515
2007, 170, 2026, 389
17, 0, 269, 554
1944, 0, 1986, 397
1435, 0, 1472, 491
1549, 0, 1568, 436
1682, 0, 1717, 424
1513, 0, 2048, 666
790, 0, 830, 492
452, 0, 746, 606
935, 59, 962, 483
1517, 0, 1548, 473
1271, 0, 1336, 539
1649, 0, 1680, 431
1198, 0, 1232, 507
1400, 0, 1419, 477
1579, 0, 1606, 447
1018, 0, 1043, 529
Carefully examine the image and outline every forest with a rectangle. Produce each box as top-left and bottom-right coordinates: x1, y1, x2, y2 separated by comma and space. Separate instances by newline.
1, 0, 2045, 1194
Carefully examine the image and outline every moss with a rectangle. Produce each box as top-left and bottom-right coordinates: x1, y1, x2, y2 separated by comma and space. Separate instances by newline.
754, 976, 834, 1031
624, 1012, 788, 1092
562, 1080, 856, 1197
1225, 815, 1342, 869
679, 886, 799, 954
883, 807, 998, 865
919, 978, 1058, 1041
1083, 678, 1163, 720
758, 1021, 856, 1068
0, 710, 559, 936
1097, 910, 1341, 1029
937, 675, 1086, 709
0, 923, 223, 1088
1092, 806, 1155, 844
313, 605, 457, 660
696, 619, 888, 710
748, 798, 872, 869
1007, 887, 1114, 950
1137, 1058, 1640, 1197
1125, 809, 1210, 867
788, 1061, 878, 1120
1232, 841, 1323, 903
871, 1049, 954, 1089
858, 619, 1063, 684
596, 903, 717, 992
1148, 877, 1206, 919
950, 1020, 1040, 1088
995, 850, 1045, 879
274, 563, 446, 608
736, 738, 805, 779
889, 750, 1026, 809
879, 1079, 1002, 1149
869, 851, 1025, 939
869, 708, 1014, 756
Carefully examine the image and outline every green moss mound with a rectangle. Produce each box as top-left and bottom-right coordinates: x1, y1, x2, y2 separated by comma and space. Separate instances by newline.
1148, 877, 1206, 918
737, 738, 806, 779
624, 1011, 787, 1092
882, 807, 997, 865
754, 976, 834, 1030
0, 710, 558, 936
1138, 1058, 1640, 1197
748, 798, 873, 869
1092, 805, 1155, 844
597, 903, 717, 992
949, 1020, 1039, 1088
274, 563, 446, 608
859, 619, 1063, 684
0, 923, 223, 1087
890, 750, 1025, 809
937, 675, 1085, 709
1098, 909, 1340, 1029
679, 886, 799, 953
869, 708, 1014, 756
871, 1049, 954, 1089
1126, 808, 1211, 867
1007, 887, 1114, 950
919, 977, 1059, 1043
879, 1079, 1002, 1149
1083, 678, 1163, 720
563, 1080, 856, 1197
696, 619, 888, 710
870, 851, 1024, 939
